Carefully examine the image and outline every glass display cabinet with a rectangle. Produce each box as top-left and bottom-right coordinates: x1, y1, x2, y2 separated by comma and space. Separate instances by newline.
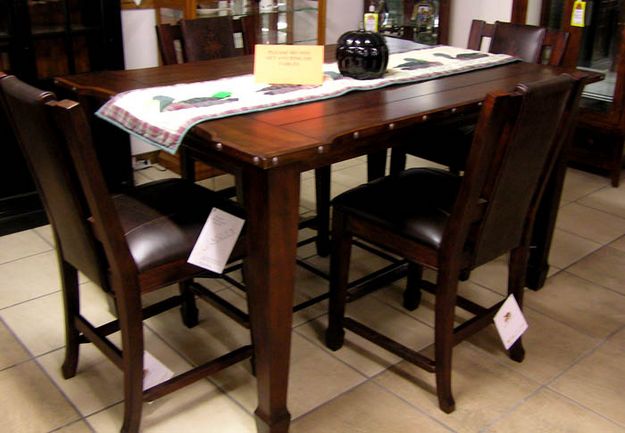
539, 0, 625, 186
364, 0, 450, 45
149, 0, 327, 45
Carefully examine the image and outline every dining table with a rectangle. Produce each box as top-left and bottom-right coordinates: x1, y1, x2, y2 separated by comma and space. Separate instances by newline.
54, 39, 598, 433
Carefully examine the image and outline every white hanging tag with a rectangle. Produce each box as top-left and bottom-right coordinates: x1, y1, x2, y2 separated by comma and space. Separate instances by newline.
493, 294, 528, 350
188, 208, 244, 274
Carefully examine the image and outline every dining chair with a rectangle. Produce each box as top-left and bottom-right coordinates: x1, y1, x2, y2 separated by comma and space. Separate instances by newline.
467, 20, 569, 66
0, 73, 253, 433
326, 73, 584, 413
155, 15, 331, 256
385, 20, 571, 177
156, 15, 256, 65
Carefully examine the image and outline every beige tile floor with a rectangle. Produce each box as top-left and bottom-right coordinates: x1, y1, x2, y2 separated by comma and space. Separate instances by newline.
2, 155, 625, 433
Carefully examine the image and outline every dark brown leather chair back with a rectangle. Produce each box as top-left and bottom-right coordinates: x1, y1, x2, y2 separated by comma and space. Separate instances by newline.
490, 21, 546, 63
0, 74, 109, 290
156, 22, 185, 65
157, 15, 256, 65
453, 75, 583, 266
467, 20, 569, 66
182, 16, 236, 60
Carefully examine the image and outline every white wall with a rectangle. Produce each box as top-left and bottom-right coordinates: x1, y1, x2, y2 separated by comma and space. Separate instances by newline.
121, 9, 160, 154
122, 9, 160, 69
526, 0, 543, 25
449, 0, 513, 47
325, 0, 363, 43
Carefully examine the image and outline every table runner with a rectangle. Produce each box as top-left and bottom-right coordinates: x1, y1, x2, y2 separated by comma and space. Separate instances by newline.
96, 46, 517, 154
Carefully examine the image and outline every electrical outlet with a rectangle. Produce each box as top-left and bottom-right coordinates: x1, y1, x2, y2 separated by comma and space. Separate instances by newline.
132, 157, 152, 171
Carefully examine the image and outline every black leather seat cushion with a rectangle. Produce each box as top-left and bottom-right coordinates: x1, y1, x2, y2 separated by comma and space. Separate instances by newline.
114, 179, 244, 272
332, 168, 461, 249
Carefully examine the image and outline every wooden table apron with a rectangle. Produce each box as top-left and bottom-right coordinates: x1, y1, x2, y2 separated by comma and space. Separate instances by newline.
55, 55, 577, 433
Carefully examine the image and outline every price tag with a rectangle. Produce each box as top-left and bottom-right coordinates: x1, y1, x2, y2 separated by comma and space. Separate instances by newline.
493, 294, 528, 350
254, 44, 324, 85
188, 208, 244, 274
571, 0, 586, 27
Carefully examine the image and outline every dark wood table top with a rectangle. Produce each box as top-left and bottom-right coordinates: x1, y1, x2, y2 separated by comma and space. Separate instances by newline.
55, 45, 589, 171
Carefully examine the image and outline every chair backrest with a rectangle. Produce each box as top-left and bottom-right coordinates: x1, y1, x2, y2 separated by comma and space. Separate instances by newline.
443, 73, 584, 267
48, 97, 140, 284
0, 74, 112, 290
156, 15, 256, 65
156, 22, 185, 65
467, 20, 569, 66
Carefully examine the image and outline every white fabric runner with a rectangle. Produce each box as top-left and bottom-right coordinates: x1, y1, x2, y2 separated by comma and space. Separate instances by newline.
96, 46, 516, 154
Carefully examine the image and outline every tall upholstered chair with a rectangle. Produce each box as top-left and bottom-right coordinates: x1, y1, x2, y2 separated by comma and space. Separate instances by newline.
385, 20, 570, 176
326, 74, 583, 413
0, 73, 253, 433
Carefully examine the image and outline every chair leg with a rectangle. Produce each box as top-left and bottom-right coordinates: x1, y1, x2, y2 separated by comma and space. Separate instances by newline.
179, 147, 196, 181
179, 280, 199, 328
120, 348, 144, 433
448, 162, 462, 175
367, 149, 387, 181
59, 258, 80, 379
507, 246, 528, 363
117, 285, 145, 433
389, 148, 407, 176
434, 269, 459, 413
611, 164, 621, 187
609, 136, 623, 188
315, 166, 331, 257
403, 263, 423, 311
325, 210, 352, 351
459, 268, 471, 281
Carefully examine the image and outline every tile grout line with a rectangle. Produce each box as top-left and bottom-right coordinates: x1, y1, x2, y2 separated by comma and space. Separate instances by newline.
33, 226, 56, 249
0, 246, 55, 267
0, 315, 95, 432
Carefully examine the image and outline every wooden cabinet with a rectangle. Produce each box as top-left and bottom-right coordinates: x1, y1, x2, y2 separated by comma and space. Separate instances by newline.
1, 0, 125, 235
2, 0, 124, 83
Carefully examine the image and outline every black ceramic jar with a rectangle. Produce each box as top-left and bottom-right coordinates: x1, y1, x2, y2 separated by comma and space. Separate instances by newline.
336, 30, 389, 80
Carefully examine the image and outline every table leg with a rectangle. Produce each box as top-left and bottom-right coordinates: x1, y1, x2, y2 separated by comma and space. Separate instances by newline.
367, 150, 387, 181
242, 164, 300, 433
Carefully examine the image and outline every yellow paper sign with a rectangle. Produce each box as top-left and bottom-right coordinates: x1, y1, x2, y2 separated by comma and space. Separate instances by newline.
254, 44, 324, 85
570, 0, 586, 27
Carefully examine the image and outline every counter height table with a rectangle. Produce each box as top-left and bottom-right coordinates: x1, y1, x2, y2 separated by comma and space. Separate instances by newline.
55, 44, 595, 432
